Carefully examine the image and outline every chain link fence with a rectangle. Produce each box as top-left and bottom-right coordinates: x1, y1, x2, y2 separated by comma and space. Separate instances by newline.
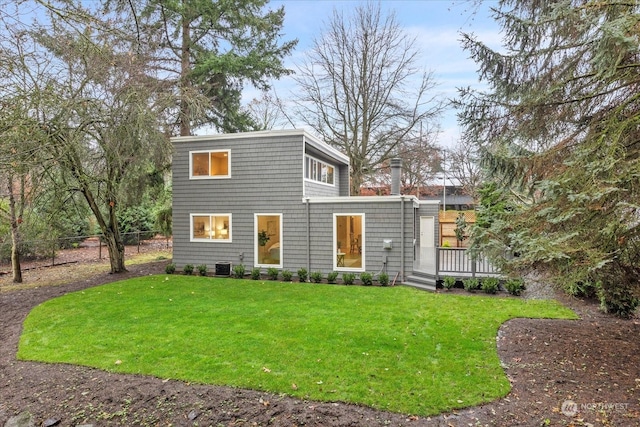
0, 231, 172, 273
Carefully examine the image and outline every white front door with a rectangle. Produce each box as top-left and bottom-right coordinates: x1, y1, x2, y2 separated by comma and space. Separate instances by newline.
419, 216, 436, 273
420, 216, 435, 248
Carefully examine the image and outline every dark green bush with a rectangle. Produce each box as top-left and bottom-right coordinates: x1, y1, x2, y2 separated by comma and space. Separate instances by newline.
378, 272, 390, 286
197, 264, 208, 276
504, 278, 525, 296
267, 267, 279, 280
360, 272, 373, 286
565, 281, 598, 299
233, 264, 246, 278
342, 273, 356, 285
117, 205, 155, 245
481, 277, 500, 294
165, 263, 176, 274
282, 270, 293, 282
251, 267, 261, 280
310, 271, 323, 283
327, 271, 339, 284
297, 268, 308, 283
443, 276, 456, 290
183, 264, 194, 275
598, 282, 639, 319
463, 278, 479, 292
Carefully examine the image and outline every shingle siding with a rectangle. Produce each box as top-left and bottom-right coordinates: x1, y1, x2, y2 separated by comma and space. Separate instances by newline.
304, 198, 418, 279
173, 132, 309, 269
172, 130, 439, 281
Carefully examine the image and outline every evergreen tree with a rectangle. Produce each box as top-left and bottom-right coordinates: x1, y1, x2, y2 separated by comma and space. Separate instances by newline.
457, 0, 640, 317
141, 0, 297, 135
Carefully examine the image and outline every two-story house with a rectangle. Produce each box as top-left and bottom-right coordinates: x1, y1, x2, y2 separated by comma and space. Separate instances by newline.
172, 129, 440, 285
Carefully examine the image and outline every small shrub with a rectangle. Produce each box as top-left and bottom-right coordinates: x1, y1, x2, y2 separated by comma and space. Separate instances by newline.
443, 276, 456, 290
282, 270, 293, 282
463, 277, 479, 292
165, 263, 176, 274
378, 272, 390, 286
183, 264, 194, 275
505, 278, 525, 296
267, 267, 279, 280
598, 282, 640, 319
197, 264, 208, 276
565, 281, 598, 298
342, 273, 356, 285
360, 272, 373, 286
310, 271, 323, 283
327, 271, 339, 284
233, 264, 246, 279
251, 267, 261, 280
297, 268, 308, 283
481, 277, 499, 294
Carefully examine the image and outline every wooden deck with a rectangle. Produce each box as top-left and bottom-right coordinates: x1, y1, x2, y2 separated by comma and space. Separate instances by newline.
406, 247, 501, 289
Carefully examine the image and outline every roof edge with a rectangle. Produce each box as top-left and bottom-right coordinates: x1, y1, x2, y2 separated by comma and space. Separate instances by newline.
171, 129, 308, 143
171, 129, 350, 165
303, 195, 420, 204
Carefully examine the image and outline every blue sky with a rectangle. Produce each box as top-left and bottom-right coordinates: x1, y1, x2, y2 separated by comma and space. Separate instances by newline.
260, 0, 502, 149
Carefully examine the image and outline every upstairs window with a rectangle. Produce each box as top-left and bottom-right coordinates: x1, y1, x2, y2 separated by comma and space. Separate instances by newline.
190, 150, 230, 179
305, 155, 334, 185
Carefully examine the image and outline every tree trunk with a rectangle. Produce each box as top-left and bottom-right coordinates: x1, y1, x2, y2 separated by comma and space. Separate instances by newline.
10, 223, 23, 284
6, 179, 23, 283
103, 228, 126, 274
179, 14, 192, 136
350, 170, 363, 196
78, 185, 127, 274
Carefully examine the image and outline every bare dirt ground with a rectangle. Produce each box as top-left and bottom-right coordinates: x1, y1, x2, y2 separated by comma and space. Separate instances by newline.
0, 243, 639, 426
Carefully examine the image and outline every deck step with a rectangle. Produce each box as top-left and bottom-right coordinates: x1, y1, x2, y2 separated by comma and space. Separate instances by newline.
403, 274, 437, 292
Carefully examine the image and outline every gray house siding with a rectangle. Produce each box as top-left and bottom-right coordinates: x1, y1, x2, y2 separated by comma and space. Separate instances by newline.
304, 180, 338, 197
303, 141, 350, 198
173, 132, 303, 269
415, 202, 441, 248
172, 130, 351, 272
172, 130, 439, 282
305, 197, 417, 281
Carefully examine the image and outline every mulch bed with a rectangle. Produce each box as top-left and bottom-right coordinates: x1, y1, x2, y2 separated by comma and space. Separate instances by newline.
0, 260, 639, 426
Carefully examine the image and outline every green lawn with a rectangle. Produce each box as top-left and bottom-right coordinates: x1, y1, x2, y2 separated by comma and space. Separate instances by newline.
18, 276, 576, 416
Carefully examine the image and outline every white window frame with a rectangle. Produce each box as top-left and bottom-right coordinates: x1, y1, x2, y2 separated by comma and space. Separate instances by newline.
189, 149, 231, 179
304, 154, 335, 186
254, 213, 283, 268
190, 213, 232, 242
333, 213, 365, 272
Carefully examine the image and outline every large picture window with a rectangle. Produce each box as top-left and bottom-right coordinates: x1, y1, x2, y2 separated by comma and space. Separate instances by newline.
191, 214, 231, 241
305, 155, 334, 185
255, 214, 282, 267
190, 150, 230, 178
334, 214, 364, 270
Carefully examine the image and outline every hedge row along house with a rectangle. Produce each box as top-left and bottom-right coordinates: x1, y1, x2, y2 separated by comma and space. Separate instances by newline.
171, 129, 442, 287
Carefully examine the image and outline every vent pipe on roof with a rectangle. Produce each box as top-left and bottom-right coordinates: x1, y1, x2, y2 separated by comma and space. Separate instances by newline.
390, 158, 402, 196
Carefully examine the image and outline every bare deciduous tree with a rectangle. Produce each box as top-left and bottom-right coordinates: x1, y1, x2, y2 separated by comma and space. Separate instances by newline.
245, 91, 291, 130
293, 2, 443, 195
445, 138, 483, 202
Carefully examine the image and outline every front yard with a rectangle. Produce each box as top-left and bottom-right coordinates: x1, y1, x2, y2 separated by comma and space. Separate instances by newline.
18, 275, 575, 416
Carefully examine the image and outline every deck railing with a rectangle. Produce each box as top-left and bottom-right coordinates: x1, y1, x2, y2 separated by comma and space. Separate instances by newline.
414, 247, 501, 278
